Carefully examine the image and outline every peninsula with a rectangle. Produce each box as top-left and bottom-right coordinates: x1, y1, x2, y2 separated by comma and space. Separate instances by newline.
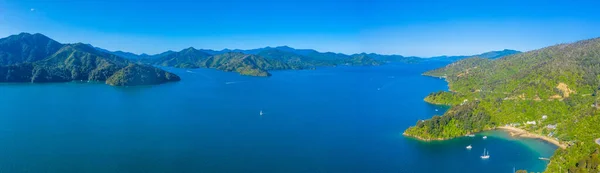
404, 37, 600, 172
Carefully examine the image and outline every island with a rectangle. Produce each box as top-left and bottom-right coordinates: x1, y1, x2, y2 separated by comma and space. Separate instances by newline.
142, 47, 383, 77
0, 33, 180, 86
403, 38, 600, 172
101, 42, 518, 77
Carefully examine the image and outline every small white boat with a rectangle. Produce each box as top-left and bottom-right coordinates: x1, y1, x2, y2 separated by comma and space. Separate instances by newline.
483, 136, 488, 139
466, 145, 472, 150
467, 134, 475, 137
259, 110, 264, 116
481, 148, 490, 159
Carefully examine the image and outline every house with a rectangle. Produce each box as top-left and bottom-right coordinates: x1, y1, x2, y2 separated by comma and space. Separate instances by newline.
547, 124, 557, 129
526, 121, 537, 125
460, 99, 469, 106
507, 123, 521, 127
542, 115, 548, 120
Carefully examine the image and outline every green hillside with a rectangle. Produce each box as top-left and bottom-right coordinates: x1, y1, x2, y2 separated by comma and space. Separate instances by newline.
405, 38, 600, 172
149, 49, 282, 76
106, 64, 180, 86
150, 47, 382, 76
151, 47, 212, 68
203, 52, 279, 76
256, 49, 313, 69
0, 33, 180, 86
0, 33, 63, 65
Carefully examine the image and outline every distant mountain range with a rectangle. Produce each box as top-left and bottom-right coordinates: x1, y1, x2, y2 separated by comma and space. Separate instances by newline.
423, 49, 522, 62
94, 46, 385, 76
0, 32, 521, 86
98, 45, 520, 63
94, 44, 520, 76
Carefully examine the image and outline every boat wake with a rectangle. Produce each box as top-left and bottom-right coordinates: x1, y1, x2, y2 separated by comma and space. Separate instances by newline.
225, 81, 245, 85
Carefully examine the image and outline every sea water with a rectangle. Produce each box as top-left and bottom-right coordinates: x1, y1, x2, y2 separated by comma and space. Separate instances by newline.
0, 63, 556, 173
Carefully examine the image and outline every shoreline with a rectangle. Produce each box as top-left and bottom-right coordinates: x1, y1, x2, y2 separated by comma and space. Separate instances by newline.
403, 126, 567, 149
402, 132, 449, 141
496, 126, 567, 149
402, 127, 493, 142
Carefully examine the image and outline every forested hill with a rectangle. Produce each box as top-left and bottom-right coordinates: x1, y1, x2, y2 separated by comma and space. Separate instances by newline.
98, 45, 518, 77
405, 37, 600, 172
0, 33, 180, 86
145, 47, 383, 76
105, 46, 518, 63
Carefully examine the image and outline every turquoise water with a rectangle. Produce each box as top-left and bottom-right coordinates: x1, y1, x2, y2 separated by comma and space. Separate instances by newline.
0, 63, 556, 172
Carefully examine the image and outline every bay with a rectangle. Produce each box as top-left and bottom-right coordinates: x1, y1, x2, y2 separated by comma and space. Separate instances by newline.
0, 63, 556, 173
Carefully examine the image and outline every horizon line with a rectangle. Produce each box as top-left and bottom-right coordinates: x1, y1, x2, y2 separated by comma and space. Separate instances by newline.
3, 32, 528, 58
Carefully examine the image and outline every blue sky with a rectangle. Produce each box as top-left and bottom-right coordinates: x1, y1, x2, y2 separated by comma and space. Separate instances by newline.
1, 0, 599, 56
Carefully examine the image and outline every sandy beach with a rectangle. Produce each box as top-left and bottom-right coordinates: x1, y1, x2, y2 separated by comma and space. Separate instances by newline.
497, 126, 567, 149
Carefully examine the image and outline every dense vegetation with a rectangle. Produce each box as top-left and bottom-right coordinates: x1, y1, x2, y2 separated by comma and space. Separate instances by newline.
567, 149, 600, 173
256, 49, 314, 69
150, 47, 212, 68
106, 64, 180, 86
423, 91, 465, 106
0, 33, 180, 86
204, 52, 284, 76
0, 33, 63, 65
147, 50, 290, 76
146, 47, 383, 76
405, 37, 600, 172
404, 101, 493, 140
100, 43, 518, 77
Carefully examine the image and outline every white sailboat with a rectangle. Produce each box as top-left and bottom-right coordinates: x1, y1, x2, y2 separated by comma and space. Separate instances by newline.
259, 110, 264, 116
466, 145, 472, 150
481, 148, 490, 159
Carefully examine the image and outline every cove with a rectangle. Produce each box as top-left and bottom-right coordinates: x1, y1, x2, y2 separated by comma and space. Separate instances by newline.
0, 63, 556, 172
